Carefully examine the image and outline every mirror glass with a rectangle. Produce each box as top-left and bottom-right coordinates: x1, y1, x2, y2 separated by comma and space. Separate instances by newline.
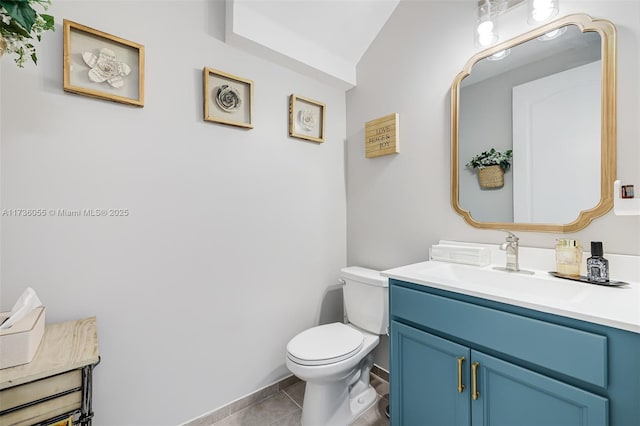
451, 14, 616, 232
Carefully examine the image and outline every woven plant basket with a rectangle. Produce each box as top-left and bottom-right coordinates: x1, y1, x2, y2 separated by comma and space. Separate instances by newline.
478, 165, 504, 188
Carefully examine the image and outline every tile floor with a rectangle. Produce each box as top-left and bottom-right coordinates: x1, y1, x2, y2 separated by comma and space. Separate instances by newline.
211, 374, 389, 426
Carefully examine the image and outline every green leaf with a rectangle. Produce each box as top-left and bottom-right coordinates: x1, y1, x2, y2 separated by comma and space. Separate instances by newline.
0, 0, 37, 33
31, 51, 37, 64
40, 13, 54, 30
0, 17, 32, 38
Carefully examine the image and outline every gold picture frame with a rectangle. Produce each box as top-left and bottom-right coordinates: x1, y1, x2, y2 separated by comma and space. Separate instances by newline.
63, 20, 144, 107
289, 94, 325, 143
203, 67, 254, 129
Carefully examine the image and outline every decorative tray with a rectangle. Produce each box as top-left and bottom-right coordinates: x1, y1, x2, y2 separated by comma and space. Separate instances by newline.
548, 272, 629, 287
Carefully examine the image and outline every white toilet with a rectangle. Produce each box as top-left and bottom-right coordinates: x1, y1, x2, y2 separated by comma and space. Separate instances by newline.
286, 267, 389, 426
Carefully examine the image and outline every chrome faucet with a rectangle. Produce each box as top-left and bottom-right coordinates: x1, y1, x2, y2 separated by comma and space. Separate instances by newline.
499, 230, 520, 271
493, 230, 535, 275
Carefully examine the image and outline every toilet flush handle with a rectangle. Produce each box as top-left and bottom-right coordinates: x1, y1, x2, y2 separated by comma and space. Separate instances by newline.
338, 278, 346, 285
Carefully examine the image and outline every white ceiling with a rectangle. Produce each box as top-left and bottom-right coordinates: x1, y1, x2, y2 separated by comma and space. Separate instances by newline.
225, 0, 401, 89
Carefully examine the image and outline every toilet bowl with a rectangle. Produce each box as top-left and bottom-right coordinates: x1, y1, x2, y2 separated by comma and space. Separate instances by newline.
285, 267, 388, 426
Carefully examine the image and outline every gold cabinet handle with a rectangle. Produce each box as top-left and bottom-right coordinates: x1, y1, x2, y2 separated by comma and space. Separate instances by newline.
457, 356, 465, 393
471, 362, 480, 400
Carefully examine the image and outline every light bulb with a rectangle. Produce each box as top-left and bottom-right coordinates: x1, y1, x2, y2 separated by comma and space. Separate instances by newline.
475, 0, 498, 47
533, 0, 553, 7
529, 0, 558, 24
537, 26, 567, 41
532, 6, 553, 22
477, 20, 494, 35
489, 49, 510, 60
478, 32, 497, 47
545, 29, 560, 38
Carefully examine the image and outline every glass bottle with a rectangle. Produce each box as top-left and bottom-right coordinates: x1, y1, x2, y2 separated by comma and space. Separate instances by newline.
555, 239, 582, 277
587, 241, 609, 282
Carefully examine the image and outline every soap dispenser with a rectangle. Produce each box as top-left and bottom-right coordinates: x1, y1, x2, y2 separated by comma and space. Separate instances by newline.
555, 239, 582, 277
587, 241, 609, 283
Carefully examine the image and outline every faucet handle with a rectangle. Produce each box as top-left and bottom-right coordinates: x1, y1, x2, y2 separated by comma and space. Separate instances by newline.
498, 229, 519, 242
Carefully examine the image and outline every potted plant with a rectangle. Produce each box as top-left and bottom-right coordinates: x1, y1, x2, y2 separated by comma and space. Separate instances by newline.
0, 0, 54, 67
466, 148, 513, 188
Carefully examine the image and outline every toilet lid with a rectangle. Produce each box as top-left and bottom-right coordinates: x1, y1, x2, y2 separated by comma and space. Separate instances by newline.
287, 323, 364, 366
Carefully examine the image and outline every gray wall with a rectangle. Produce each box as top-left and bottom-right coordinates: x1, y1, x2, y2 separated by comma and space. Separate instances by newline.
459, 71, 515, 223
346, 1, 640, 370
1, 1, 347, 424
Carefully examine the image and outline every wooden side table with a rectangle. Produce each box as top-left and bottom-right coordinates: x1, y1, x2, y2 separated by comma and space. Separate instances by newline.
0, 317, 99, 426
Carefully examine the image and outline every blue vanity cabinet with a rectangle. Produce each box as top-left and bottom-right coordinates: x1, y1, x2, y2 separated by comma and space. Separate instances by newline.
391, 321, 607, 426
471, 351, 607, 426
390, 279, 640, 426
391, 320, 470, 426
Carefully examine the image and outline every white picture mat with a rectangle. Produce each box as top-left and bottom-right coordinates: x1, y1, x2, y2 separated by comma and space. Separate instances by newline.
68, 28, 140, 101
293, 98, 323, 138
206, 74, 251, 125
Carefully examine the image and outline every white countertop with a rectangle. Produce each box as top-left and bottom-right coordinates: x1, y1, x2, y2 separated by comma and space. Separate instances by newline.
383, 260, 640, 334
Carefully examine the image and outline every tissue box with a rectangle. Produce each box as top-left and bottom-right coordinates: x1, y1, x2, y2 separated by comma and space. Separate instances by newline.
0, 306, 46, 369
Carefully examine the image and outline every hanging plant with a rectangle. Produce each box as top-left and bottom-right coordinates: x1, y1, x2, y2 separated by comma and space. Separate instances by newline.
466, 148, 513, 171
466, 148, 513, 189
0, 0, 55, 67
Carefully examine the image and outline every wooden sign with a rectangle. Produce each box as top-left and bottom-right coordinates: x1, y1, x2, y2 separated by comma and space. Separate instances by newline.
365, 113, 399, 158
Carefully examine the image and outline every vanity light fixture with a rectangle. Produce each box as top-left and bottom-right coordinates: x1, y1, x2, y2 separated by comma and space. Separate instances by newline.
528, 0, 559, 24
474, 1, 561, 48
476, 0, 499, 47
537, 26, 567, 41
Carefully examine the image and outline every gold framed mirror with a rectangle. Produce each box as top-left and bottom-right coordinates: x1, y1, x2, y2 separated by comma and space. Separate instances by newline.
451, 14, 616, 232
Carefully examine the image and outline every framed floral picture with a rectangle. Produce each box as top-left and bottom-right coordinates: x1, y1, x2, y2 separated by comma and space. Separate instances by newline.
289, 94, 325, 143
203, 67, 253, 129
63, 20, 144, 107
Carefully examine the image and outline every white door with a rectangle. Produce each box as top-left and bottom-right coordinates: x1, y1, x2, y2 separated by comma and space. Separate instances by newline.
512, 61, 601, 224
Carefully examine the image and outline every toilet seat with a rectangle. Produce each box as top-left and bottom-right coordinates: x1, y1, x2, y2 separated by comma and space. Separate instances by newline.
287, 323, 364, 366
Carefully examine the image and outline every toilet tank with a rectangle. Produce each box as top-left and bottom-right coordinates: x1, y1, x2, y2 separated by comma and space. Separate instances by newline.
340, 267, 389, 335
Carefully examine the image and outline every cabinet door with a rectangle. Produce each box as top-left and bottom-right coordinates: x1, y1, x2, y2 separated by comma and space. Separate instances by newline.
471, 351, 608, 426
390, 321, 470, 426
